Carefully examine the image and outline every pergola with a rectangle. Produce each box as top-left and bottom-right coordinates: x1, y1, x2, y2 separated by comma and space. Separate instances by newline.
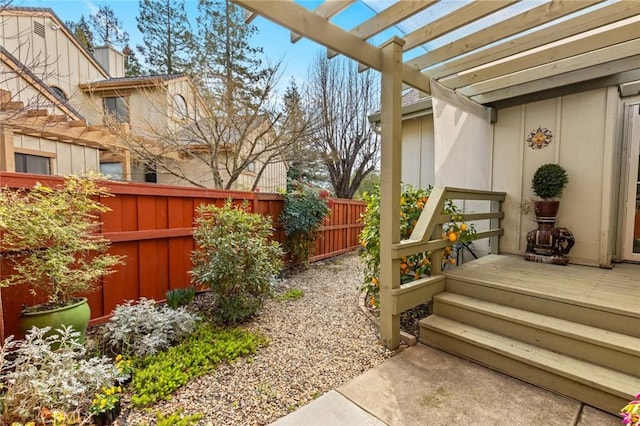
232, 0, 640, 349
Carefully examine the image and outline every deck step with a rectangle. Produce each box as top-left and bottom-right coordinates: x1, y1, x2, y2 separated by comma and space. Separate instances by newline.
433, 292, 640, 376
420, 315, 640, 415
445, 277, 640, 337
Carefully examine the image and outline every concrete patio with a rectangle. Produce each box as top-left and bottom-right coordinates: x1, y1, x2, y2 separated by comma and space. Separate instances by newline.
272, 344, 621, 426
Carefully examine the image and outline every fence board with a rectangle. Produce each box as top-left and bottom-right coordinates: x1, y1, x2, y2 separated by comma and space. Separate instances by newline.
0, 172, 365, 339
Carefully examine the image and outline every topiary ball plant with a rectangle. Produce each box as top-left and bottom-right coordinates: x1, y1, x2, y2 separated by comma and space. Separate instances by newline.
531, 163, 569, 199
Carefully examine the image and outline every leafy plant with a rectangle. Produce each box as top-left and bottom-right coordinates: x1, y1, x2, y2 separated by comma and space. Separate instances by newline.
166, 286, 196, 309
359, 184, 476, 307
0, 325, 123, 424
191, 200, 283, 324
0, 174, 124, 308
280, 185, 331, 266
89, 385, 122, 416
103, 298, 199, 357
130, 324, 267, 406
154, 410, 203, 426
531, 163, 569, 199
277, 288, 304, 302
621, 393, 640, 426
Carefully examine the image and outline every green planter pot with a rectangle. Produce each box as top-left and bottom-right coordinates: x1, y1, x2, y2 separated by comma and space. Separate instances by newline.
19, 297, 91, 344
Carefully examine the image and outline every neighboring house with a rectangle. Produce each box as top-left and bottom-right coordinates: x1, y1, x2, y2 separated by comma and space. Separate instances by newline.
0, 6, 288, 191
0, 7, 125, 177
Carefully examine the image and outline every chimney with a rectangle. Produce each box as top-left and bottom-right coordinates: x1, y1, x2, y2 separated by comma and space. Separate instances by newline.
93, 45, 125, 78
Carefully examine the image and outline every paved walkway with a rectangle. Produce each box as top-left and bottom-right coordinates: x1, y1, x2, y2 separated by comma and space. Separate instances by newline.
272, 345, 621, 426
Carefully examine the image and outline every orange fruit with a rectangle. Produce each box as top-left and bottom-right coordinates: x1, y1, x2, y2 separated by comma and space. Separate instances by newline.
401, 256, 407, 262
371, 277, 378, 285
400, 262, 408, 270
448, 232, 458, 242
460, 223, 468, 232
450, 258, 457, 265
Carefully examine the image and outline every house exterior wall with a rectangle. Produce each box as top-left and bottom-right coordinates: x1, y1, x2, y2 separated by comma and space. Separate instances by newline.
492, 87, 621, 266
0, 10, 107, 117
12, 133, 100, 175
401, 115, 435, 188
400, 86, 623, 266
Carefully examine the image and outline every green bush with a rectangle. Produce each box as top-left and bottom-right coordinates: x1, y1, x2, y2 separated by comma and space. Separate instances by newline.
359, 184, 476, 307
191, 200, 283, 324
130, 324, 267, 406
280, 185, 331, 266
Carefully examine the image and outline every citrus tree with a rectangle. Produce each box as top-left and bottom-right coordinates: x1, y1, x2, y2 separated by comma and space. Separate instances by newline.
359, 184, 476, 308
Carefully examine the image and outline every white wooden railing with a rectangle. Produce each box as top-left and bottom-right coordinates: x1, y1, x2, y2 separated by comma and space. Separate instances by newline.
379, 187, 506, 348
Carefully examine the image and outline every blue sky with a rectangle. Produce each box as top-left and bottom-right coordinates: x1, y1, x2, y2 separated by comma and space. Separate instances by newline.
15, 0, 389, 96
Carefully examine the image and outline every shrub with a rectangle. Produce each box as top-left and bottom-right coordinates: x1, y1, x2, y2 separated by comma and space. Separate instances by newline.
531, 163, 569, 199
166, 286, 196, 309
0, 325, 123, 424
103, 298, 199, 357
359, 184, 476, 307
280, 185, 331, 266
130, 324, 267, 406
0, 175, 123, 308
191, 200, 283, 324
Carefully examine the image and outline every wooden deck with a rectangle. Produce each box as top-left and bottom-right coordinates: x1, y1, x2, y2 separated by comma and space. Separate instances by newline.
444, 254, 640, 319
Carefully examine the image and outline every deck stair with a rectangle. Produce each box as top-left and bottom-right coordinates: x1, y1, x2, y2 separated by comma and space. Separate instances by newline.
419, 255, 640, 415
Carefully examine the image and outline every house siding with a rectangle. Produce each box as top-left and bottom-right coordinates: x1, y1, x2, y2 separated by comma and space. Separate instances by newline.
13, 133, 100, 175
492, 87, 620, 266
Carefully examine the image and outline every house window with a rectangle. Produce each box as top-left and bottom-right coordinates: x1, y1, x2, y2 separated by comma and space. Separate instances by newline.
174, 94, 187, 117
247, 161, 256, 172
15, 153, 51, 175
144, 164, 157, 183
50, 86, 67, 101
100, 162, 123, 181
104, 96, 129, 124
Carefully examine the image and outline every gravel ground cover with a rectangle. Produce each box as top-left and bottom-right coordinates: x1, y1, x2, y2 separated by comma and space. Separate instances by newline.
123, 252, 391, 425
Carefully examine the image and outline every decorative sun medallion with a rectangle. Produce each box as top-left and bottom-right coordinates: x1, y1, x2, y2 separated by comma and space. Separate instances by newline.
527, 126, 552, 149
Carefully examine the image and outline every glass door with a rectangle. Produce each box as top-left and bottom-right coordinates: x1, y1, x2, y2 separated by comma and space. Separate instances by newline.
624, 103, 640, 260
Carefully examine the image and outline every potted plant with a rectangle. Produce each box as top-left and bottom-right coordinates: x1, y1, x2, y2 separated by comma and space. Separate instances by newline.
531, 163, 569, 218
0, 175, 123, 342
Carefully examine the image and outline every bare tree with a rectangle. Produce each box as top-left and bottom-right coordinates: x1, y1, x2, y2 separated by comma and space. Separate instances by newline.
306, 54, 380, 199
97, 66, 304, 190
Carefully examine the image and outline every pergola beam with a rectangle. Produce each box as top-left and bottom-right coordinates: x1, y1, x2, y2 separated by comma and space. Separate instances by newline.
402, 0, 518, 52
234, 0, 430, 93
290, 0, 355, 43
459, 39, 640, 97
409, 0, 604, 71
443, 19, 640, 90
423, 0, 640, 80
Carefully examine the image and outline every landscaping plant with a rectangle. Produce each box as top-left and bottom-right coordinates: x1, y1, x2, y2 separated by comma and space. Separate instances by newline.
621, 393, 640, 426
0, 174, 123, 309
0, 325, 124, 424
360, 184, 476, 307
104, 298, 199, 357
166, 286, 196, 309
130, 324, 267, 406
280, 184, 332, 266
191, 200, 283, 324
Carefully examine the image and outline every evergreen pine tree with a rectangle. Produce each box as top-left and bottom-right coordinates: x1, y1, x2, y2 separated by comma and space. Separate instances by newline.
137, 0, 193, 75
123, 45, 143, 76
90, 5, 129, 47
66, 15, 94, 52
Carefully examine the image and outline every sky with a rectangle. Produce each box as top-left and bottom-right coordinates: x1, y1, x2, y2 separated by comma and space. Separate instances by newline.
13, 0, 390, 98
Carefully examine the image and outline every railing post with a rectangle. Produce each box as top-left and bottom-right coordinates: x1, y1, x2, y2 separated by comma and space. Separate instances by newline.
379, 36, 404, 350
490, 199, 501, 254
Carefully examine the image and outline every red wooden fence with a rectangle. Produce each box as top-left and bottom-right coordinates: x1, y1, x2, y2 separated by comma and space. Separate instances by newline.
0, 172, 366, 340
